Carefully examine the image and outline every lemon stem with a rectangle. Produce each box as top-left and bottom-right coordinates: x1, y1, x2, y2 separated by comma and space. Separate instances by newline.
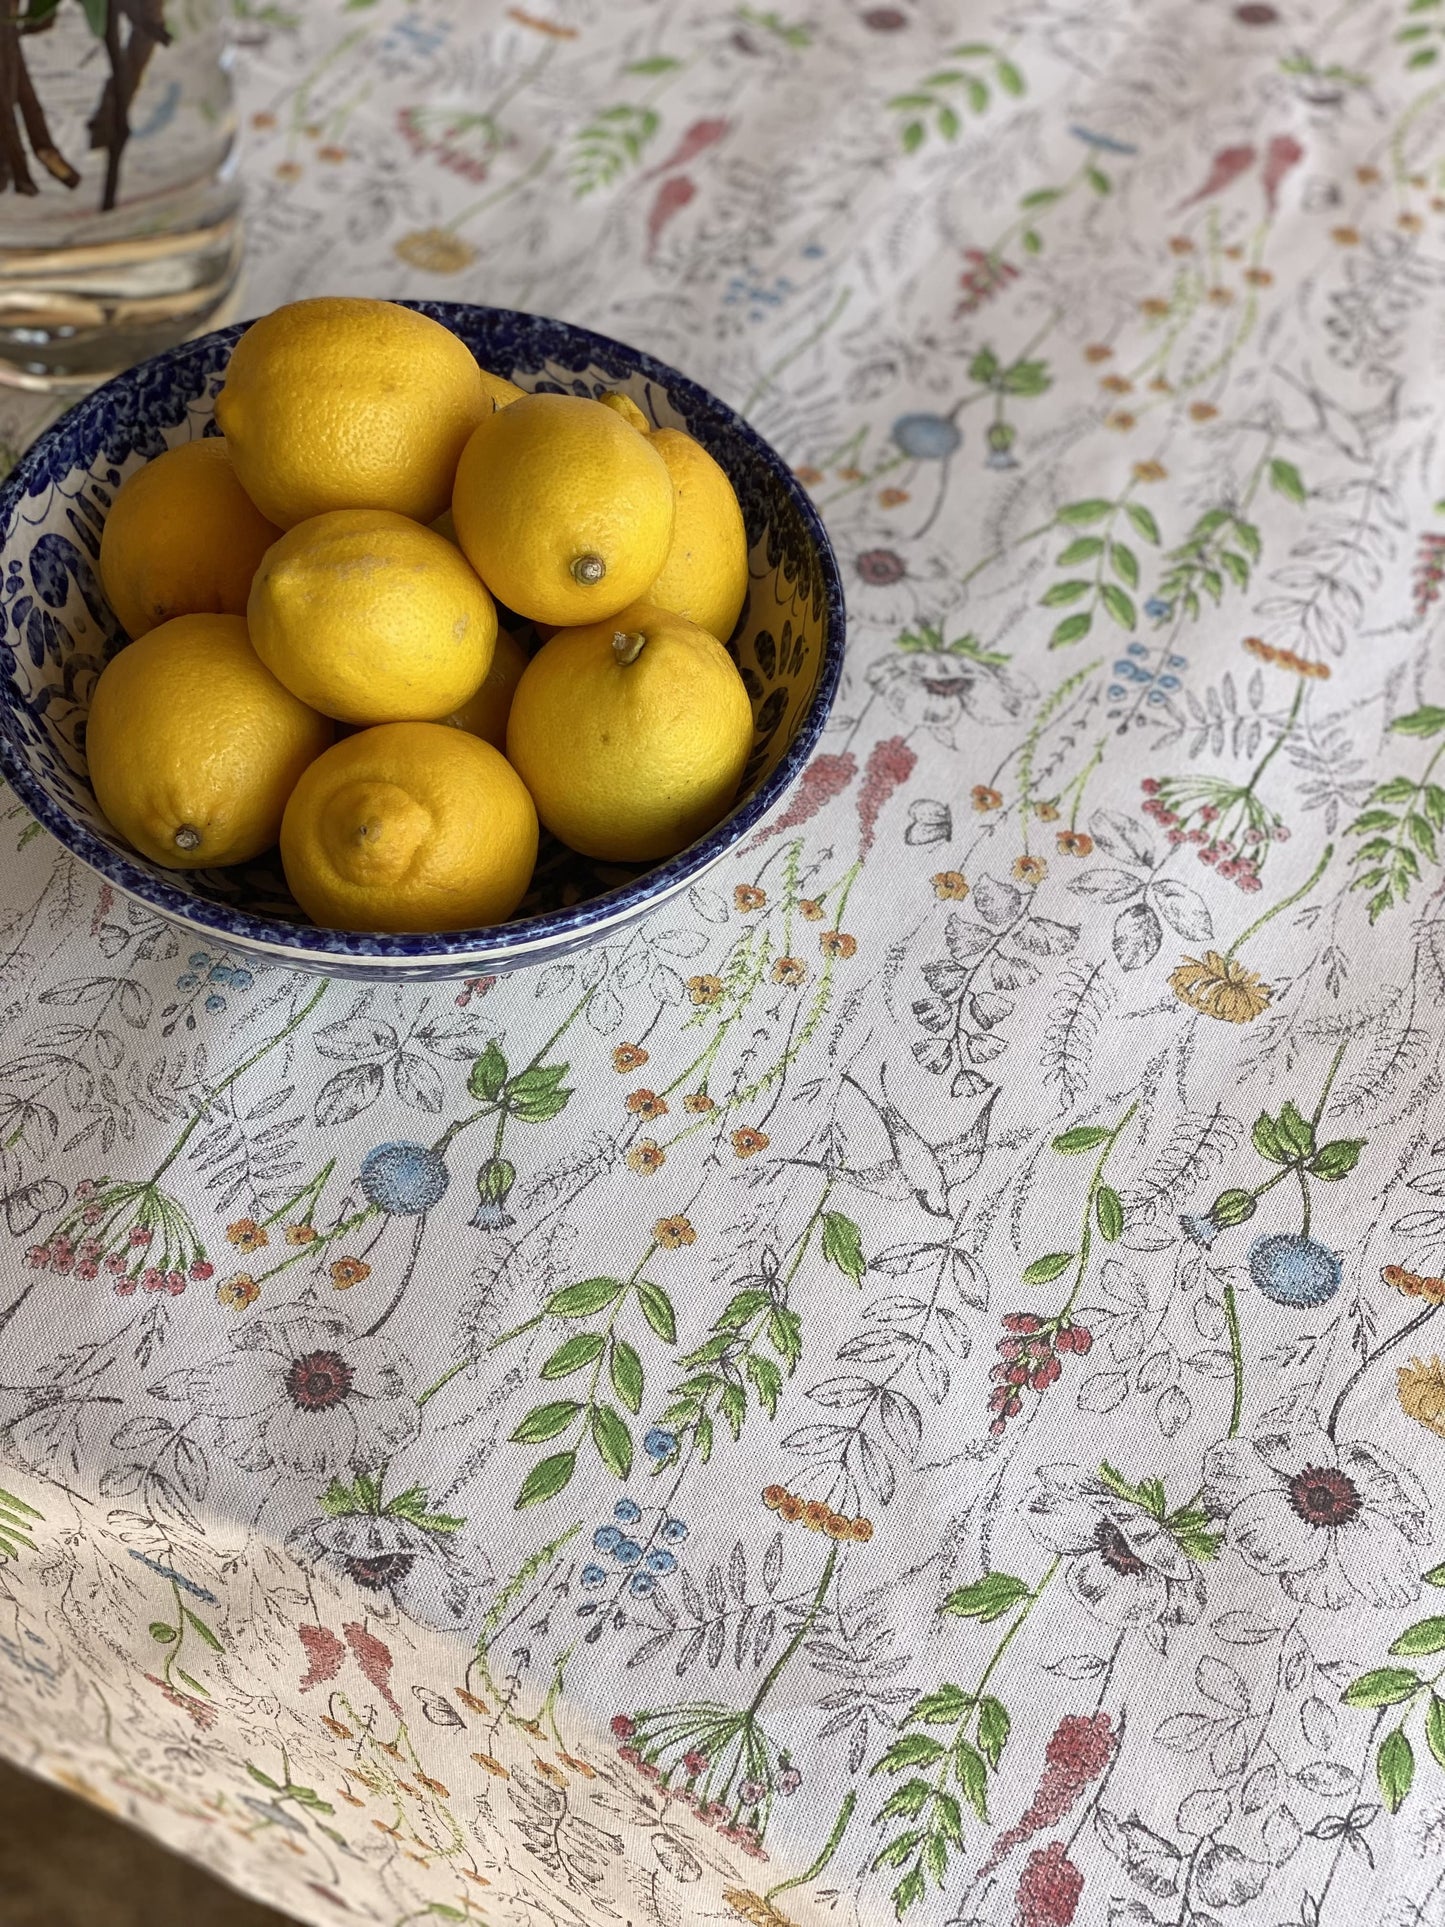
173, 824, 201, 851
612, 630, 646, 667
571, 552, 606, 585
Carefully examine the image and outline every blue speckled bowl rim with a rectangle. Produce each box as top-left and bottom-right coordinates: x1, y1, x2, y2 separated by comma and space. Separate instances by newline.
0, 303, 845, 964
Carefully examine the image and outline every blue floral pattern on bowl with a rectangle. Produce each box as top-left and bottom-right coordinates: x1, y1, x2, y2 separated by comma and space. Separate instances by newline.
0, 303, 845, 981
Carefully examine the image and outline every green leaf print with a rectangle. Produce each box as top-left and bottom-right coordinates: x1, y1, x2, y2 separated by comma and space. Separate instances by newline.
515, 1451, 577, 1509
590, 1404, 633, 1477
822, 1209, 866, 1283
1389, 1617, 1445, 1656
1022, 1251, 1074, 1284
511, 1401, 581, 1442
1341, 1666, 1423, 1707
941, 1571, 1032, 1621
1378, 1728, 1415, 1812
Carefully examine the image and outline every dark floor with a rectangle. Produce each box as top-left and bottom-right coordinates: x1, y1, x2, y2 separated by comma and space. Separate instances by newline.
0, 1757, 296, 1927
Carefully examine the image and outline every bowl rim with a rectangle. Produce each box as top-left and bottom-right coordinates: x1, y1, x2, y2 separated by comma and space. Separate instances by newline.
0, 301, 846, 963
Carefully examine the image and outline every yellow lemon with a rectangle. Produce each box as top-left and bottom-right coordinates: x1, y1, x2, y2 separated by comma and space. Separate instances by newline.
85, 614, 332, 869
480, 368, 526, 412
506, 600, 753, 862
599, 391, 650, 434
451, 393, 675, 626
280, 721, 538, 933
214, 297, 488, 528
445, 626, 528, 748
98, 438, 281, 640
645, 428, 749, 642
248, 509, 498, 725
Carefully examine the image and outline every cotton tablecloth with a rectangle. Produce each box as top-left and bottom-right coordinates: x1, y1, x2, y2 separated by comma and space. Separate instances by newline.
2, 3, 1445, 1924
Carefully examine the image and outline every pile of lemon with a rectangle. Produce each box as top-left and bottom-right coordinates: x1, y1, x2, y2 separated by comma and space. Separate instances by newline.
87, 296, 753, 934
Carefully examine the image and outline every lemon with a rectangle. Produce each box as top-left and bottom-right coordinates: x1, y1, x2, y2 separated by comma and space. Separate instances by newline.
506, 600, 753, 862
99, 438, 281, 641
248, 509, 498, 726
451, 393, 675, 626
214, 297, 488, 528
281, 721, 538, 933
86, 614, 332, 869
445, 626, 528, 748
599, 391, 650, 434
645, 428, 749, 642
480, 368, 526, 412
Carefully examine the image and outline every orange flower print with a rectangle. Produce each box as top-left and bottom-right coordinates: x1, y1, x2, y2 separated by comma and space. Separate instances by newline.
1243, 266, 1273, 286
734, 884, 767, 912
1100, 373, 1134, 394
320, 1716, 352, 1740
226, 1218, 268, 1251
284, 1223, 318, 1246
330, 1256, 371, 1289
684, 1091, 716, 1113
1013, 854, 1047, 885
1167, 234, 1195, 254
612, 1043, 649, 1072
1188, 401, 1219, 421
1381, 1265, 1445, 1307
1132, 460, 1167, 483
1034, 801, 1060, 823
394, 227, 477, 273
1206, 284, 1234, 306
932, 871, 969, 900
772, 956, 807, 986
798, 898, 825, 920
731, 1127, 770, 1159
1331, 225, 1360, 246
1105, 411, 1136, 432
1056, 830, 1093, 856
653, 1215, 696, 1248
687, 974, 724, 1005
216, 1274, 260, 1310
1139, 297, 1170, 318
877, 486, 910, 508
627, 1140, 666, 1175
971, 785, 1003, 811
1083, 343, 1113, 362
793, 464, 823, 486
1398, 1357, 1445, 1439
455, 1689, 489, 1714
820, 930, 857, 958
470, 1753, 510, 1778
626, 1088, 668, 1118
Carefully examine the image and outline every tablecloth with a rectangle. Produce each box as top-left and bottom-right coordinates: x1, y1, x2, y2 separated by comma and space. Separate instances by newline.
1, 2, 1445, 1924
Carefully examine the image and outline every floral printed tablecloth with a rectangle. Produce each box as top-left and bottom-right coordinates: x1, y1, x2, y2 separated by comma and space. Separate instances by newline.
4, 2, 1445, 1925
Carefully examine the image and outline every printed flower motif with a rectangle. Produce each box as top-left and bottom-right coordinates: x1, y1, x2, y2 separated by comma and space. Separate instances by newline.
867, 640, 1032, 739
149, 1310, 420, 1479
612, 1043, 649, 1073
771, 956, 807, 986
1241, 635, 1330, 679
1131, 461, 1167, 483
1056, 830, 1093, 856
1013, 854, 1048, 885
1025, 1465, 1206, 1628
285, 1224, 318, 1246
1382, 1264, 1445, 1306
653, 1215, 696, 1249
393, 227, 478, 274
330, 1257, 371, 1290
798, 898, 825, 920
1398, 1358, 1445, 1439
932, 870, 969, 899
819, 930, 857, 959
216, 1274, 261, 1311
1014, 1841, 1085, 1926
731, 1127, 770, 1160
971, 785, 1003, 811
226, 1219, 269, 1252
684, 1091, 716, 1113
627, 1140, 666, 1175
625, 1088, 669, 1118
734, 885, 767, 912
287, 1513, 489, 1631
687, 974, 725, 1005
1168, 951, 1272, 1024
1203, 1415, 1432, 1608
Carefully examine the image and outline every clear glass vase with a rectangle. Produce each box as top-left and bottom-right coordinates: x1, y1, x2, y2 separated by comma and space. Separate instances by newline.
0, 0, 241, 393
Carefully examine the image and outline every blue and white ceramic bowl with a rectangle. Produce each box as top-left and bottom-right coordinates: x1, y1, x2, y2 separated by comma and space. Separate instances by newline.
0, 302, 844, 981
